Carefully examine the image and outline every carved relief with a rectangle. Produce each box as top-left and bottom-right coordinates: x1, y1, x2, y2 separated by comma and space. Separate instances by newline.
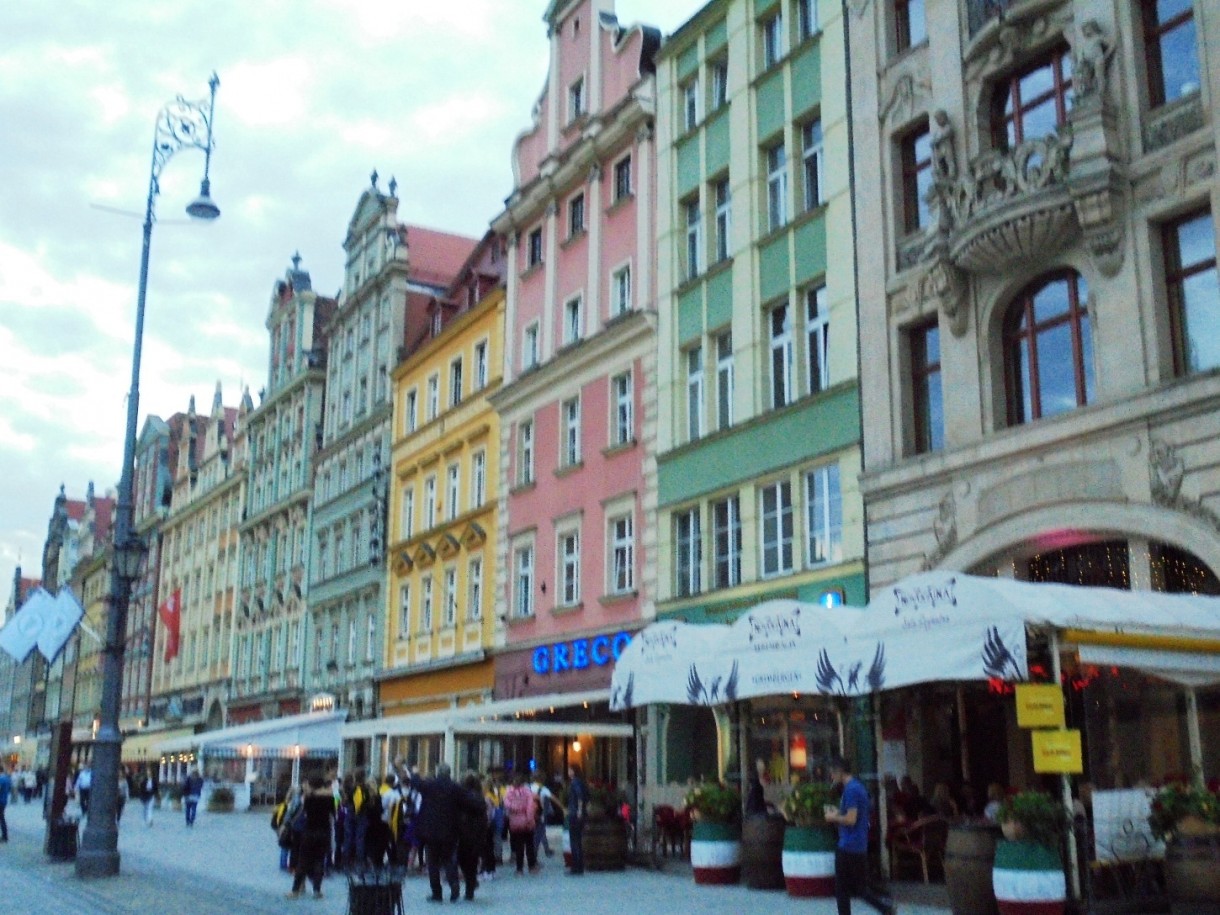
922, 490, 958, 571
1144, 96, 1205, 152
965, 9, 1070, 81
881, 72, 930, 128
1071, 20, 1114, 107
1149, 437, 1220, 532
919, 253, 969, 336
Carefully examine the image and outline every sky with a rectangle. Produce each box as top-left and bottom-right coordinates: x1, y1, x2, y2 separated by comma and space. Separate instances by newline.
0, 0, 701, 600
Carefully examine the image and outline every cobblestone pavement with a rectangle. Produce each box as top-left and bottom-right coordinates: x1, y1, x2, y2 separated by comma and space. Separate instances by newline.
0, 799, 951, 914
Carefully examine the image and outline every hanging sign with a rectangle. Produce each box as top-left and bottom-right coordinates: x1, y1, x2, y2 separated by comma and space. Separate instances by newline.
1031, 729, 1083, 774
1015, 683, 1065, 729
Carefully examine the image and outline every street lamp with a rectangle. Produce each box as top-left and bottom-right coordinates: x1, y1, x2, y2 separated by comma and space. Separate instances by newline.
76, 73, 221, 879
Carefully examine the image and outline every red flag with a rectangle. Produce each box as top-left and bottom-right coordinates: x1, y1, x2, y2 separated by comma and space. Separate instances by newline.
158, 588, 182, 662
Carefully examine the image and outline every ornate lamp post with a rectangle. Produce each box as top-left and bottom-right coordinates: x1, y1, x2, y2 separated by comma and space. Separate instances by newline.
76, 74, 221, 879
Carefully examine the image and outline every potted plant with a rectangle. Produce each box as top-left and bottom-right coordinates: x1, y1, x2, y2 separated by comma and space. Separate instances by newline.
685, 781, 742, 885
1149, 780, 1220, 910
780, 781, 838, 897
992, 790, 1068, 915
584, 783, 628, 871
206, 784, 235, 813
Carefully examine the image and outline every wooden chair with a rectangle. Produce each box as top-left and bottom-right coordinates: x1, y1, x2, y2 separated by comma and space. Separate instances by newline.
653, 805, 691, 858
888, 814, 949, 883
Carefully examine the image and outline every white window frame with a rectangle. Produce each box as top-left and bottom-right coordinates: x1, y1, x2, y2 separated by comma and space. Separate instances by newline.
767, 142, 788, 231
398, 583, 411, 638
400, 486, 415, 540
404, 388, 418, 433
347, 617, 357, 666
558, 527, 581, 607
513, 543, 535, 618
523, 322, 540, 370
474, 340, 488, 389
563, 295, 583, 345
798, 0, 819, 41
611, 264, 632, 316
675, 507, 702, 597
806, 462, 843, 566
687, 345, 704, 442
614, 155, 632, 201
562, 396, 582, 466
443, 566, 458, 627
467, 557, 483, 622
518, 419, 535, 485
716, 331, 734, 430
527, 227, 544, 268
568, 76, 586, 122
426, 374, 439, 421
609, 513, 634, 594
424, 475, 437, 529
805, 284, 829, 394
714, 179, 731, 263
802, 119, 824, 212
763, 11, 785, 68
759, 479, 794, 577
612, 371, 634, 446
445, 462, 460, 521
568, 193, 585, 237
685, 199, 703, 280
365, 612, 376, 662
450, 357, 463, 407
712, 495, 743, 588
769, 301, 794, 409
683, 78, 700, 131
420, 575, 433, 631
711, 59, 729, 109
471, 450, 486, 509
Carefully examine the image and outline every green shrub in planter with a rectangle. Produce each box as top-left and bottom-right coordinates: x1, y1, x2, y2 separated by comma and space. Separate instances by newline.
685, 781, 741, 826
996, 790, 1068, 849
206, 785, 235, 812
782, 781, 838, 828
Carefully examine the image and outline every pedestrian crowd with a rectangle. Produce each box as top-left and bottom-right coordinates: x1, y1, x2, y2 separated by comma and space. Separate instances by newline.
274, 760, 592, 903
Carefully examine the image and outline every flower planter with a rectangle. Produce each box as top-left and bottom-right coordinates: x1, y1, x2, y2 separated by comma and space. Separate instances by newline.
1164, 834, 1220, 913
690, 821, 742, 885
782, 824, 836, 897
992, 839, 1065, 915
945, 821, 1001, 915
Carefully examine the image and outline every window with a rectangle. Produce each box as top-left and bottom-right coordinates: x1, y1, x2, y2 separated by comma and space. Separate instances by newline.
450, 357, 463, 407
612, 372, 634, 445
712, 495, 742, 588
766, 142, 788, 231
805, 285, 829, 394
514, 545, 534, 618
769, 302, 794, 408
347, 618, 356, 666
1003, 271, 1094, 425
762, 12, 785, 68
713, 179, 731, 263
467, 557, 483, 621
911, 319, 944, 453
527, 227, 543, 268
404, 389, 418, 433
312, 627, 322, 674
366, 613, 376, 662
398, 584, 411, 637
420, 576, 433, 631
1165, 210, 1220, 374
559, 529, 580, 606
424, 475, 437, 529
609, 514, 634, 594
1143, 0, 1200, 107
569, 193, 585, 237
518, 419, 535, 485
900, 122, 932, 233
444, 567, 458, 626
895, 0, 926, 52
716, 331, 734, 430
562, 397, 582, 466
400, 487, 415, 539
569, 77, 586, 121
760, 480, 794, 577
806, 463, 843, 566
686, 345, 704, 441
612, 264, 631, 315
711, 59, 729, 109
675, 508, 702, 597
426, 374, 439, 420
522, 323, 540, 370
446, 463, 460, 521
474, 340, 488, 389
993, 46, 1072, 149
614, 156, 632, 201
683, 79, 700, 131
430, 310, 443, 338
685, 198, 703, 280
798, 0, 819, 40
801, 120, 824, 211
564, 296, 583, 344
471, 450, 487, 508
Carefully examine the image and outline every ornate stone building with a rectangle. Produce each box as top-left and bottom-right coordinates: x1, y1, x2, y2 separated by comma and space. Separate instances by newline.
229, 257, 334, 725
308, 176, 475, 761
851, 0, 1220, 790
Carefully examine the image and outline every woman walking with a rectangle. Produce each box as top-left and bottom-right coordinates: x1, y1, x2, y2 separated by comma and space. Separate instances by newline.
287, 776, 336, 900
504, 772, 539, 875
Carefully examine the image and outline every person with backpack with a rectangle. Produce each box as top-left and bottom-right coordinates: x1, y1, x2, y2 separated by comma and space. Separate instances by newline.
504, 771, 540, 875
530, 772, 564, 858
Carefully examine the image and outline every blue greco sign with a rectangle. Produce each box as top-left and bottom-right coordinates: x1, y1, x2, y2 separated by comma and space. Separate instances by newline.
532, 631, 633, 676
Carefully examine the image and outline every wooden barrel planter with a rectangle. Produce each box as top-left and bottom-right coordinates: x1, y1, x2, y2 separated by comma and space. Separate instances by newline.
584, 817, 628, 871
741, 814, 786, 890
992, 840, 1065, 915
945, 821, 1001, 915
1164, 834, 1220, 913
782, 824, 836, 897
690, 821, 742, 885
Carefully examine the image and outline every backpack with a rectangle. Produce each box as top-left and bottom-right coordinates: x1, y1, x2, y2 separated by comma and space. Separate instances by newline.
504, 785, 538, 833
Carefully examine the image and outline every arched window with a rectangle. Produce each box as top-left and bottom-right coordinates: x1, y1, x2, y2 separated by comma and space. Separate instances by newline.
1003, 271, 1094, 425
992, 44, 1073, 149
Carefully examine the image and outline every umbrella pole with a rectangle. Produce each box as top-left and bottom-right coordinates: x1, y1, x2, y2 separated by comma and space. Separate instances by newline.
1185, 687, 1204, 788
1049, 629, 1081, 901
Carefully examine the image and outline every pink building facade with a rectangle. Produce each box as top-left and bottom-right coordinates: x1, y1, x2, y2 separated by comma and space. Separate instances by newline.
489, 0, 659, 783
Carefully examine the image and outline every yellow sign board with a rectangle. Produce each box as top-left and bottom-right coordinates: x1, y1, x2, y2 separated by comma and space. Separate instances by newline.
1031, 729, 1084, 774
1015, 684, 1066, 729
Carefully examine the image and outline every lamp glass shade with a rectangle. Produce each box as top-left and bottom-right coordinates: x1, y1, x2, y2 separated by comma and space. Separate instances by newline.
113, 536, 148, 579
186, 178, 220, 220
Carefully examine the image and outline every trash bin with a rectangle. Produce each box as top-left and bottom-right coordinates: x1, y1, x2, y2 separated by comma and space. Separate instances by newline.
47, 817, 79, 861
346, 866, 404, 915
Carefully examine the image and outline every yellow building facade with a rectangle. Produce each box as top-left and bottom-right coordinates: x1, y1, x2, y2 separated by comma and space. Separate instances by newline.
381, 265, 505, 752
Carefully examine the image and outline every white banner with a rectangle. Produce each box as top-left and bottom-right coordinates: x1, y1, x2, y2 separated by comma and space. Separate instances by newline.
0, 587, 84, 664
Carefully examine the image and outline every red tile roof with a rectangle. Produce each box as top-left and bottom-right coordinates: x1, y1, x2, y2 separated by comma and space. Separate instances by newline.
401, 225, 480, 290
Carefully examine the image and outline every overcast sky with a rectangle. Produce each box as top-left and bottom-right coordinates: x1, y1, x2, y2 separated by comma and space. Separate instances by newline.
0, 0, 699, 599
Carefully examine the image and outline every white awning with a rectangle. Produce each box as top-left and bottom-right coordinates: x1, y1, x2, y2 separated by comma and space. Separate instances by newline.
155, 710, 346, 757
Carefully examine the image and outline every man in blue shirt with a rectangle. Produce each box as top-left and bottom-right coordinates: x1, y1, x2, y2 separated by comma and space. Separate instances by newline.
0, 764, 11, 842
825, 755, 894, 915
565, 764, 589, 876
